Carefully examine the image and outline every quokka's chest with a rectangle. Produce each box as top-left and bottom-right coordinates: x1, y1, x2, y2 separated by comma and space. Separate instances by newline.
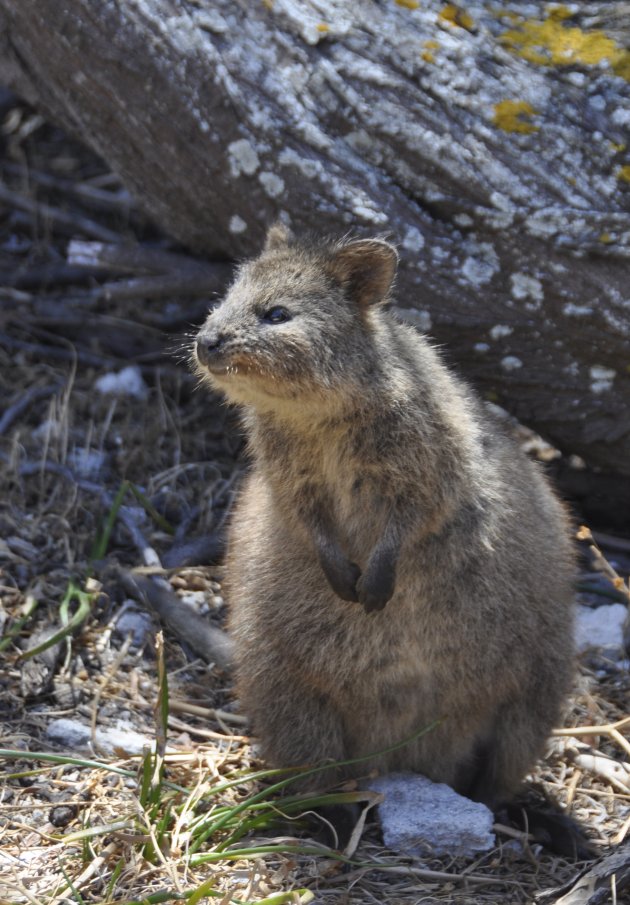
290, 456, 393, 553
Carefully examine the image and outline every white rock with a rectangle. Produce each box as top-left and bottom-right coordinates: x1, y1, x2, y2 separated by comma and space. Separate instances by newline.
589, 365, 617, 381
229, 215, 247, 234
94, 365, 148, 399
501, 355, 523, 371
369, 773, 495, 857
114, 604, 154, 647
47, 719, 161, 756
574, 604, 626, 653
67, 447, 106, 479
489, 324, 513, 340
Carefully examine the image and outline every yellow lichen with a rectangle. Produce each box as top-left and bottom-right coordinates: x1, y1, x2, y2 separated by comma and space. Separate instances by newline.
439, 4, 475, 31
494, 10, 521, 24
547, 4, 572, 22
617, 166, 630, 183
610, 142, 627, 153
598, 232, 613, 243
316, 22, 329, 33
422, 39, 440, 63
493, 99, 540, 134
499, 10, 630, 81
395, 0, 420, 9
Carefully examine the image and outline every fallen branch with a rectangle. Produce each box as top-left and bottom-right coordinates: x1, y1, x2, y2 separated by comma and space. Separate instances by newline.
0, 262, 111, 289
1, 160, 134, 214
0, 180, 121, 242
535, 840, 630, 904
555, 738, 630, 795
0, 382, 62, 436
83, 272, 229, 303
0, 331, 125, 369
4, 0, 630, 475
0, 330, 170, 369
168, 699, 247, 728
67, 239, 230, 276
553, 717, 630, 761
571, 752, 630, 796
66, 240, 233, 303
120, 570, 234, 671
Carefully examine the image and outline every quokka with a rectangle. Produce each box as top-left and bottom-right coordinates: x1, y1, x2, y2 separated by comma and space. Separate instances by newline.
193, 223, 575, 811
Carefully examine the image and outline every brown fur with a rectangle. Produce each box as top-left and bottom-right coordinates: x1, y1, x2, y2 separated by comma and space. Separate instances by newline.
193, 225, 575, 807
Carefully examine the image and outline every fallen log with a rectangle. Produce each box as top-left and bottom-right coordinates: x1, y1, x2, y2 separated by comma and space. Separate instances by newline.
1, 1, 629, 472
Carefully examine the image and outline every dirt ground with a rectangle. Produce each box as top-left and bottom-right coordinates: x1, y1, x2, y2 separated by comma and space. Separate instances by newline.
0, 93, 629, 905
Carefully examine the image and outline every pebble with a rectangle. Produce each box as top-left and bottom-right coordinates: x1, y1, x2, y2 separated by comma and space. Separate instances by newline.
47, 718, 153, 756
575, 603, 626, 654
49, 804, 78, 827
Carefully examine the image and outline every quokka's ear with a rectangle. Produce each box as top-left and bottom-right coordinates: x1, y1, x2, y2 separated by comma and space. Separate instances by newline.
263, 221, 293, 252
326, 238, 398, 307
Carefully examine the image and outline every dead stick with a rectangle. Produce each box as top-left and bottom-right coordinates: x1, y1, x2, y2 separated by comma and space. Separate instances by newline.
0, 383, 62, 436
534, 840, 630, 904
168, 699, 246, 727
86, 273, 228, 303
68, 239, 233, 278
121, 570, 234, 671
0, 332, 116, 368
0, 181, 121, 242
1, 161, 134, 214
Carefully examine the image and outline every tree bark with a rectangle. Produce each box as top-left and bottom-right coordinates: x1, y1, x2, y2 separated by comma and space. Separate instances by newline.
1, 0, 629, 474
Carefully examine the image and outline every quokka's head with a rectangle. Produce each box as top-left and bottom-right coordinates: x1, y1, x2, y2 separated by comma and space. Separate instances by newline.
193, 223, 398, 409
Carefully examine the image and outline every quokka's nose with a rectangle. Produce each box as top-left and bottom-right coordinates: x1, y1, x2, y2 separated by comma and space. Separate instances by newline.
196, 333, 225, 365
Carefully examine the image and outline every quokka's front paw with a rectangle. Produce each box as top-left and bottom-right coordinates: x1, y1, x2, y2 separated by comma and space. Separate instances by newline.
356, 558, 396, 613
320, 555, 361, 602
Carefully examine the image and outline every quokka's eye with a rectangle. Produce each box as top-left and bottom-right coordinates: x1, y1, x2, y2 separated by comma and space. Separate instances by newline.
262, 306, 292, 324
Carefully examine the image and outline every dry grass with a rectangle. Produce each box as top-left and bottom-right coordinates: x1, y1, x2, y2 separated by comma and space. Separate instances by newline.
0, 641, 628, 905
0, 92, 629, 905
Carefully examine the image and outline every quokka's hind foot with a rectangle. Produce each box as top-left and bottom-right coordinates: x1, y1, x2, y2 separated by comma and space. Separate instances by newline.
502, 787, 597, 860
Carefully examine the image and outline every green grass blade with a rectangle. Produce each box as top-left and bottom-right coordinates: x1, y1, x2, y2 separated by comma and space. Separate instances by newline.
104, 856, 125, 899
0, 593, 39, 651
56, 854, 88, 905
189, 842, 340, 867
139, 746, 155, 810
91, 480, 174, 566
185, 877, 218, 905
127, 481, 175, 535
217, 790, 378, 847
0, 750, 188, 793
190, 719, 439, 854
255, 893, 315, 905
91, 480, 129, 561
18, 582, 93, 661
60, 821, 132, 844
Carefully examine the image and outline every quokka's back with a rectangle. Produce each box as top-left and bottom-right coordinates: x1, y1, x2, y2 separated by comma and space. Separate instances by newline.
194, 223, 575, 807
